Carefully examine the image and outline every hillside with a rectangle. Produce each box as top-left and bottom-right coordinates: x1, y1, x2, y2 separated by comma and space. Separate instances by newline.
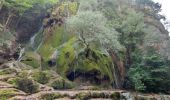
0, 0, 170, 99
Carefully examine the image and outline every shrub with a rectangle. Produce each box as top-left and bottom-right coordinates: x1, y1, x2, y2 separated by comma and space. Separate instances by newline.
16, 78, 38, 94
51, 78, 74, 89
33, 71, 50, 84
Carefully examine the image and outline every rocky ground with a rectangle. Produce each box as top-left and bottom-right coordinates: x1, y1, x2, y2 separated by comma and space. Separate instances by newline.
0, 61, 170, 100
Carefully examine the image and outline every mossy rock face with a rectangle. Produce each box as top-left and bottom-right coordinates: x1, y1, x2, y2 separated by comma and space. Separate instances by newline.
53, 38, 115, 86
37, 16, 115, 87
38, 26, 72, 62
56, 37, 77, 76
51, 77, 74, 89
39, 35, 114, 85
22, 52, 40, 68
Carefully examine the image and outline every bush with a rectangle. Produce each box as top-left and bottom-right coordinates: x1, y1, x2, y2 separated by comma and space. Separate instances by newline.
51, 78, 74, 89
33, 71, 50, 84
128, 51, 170, 93
16, 78, 38, 94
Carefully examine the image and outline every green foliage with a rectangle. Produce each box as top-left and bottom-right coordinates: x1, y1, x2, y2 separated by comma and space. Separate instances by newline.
4, 0, 58, 14
143, 53, 170, 93
4, 0, 35, 15
16, 78, 38, 94
128, 49, 147, 91
55, 38, 115, 84
66, 11, 107, 44
128, 50, 170, 93
39, 26, 66, 61
56, 38, 76, 76
128, 66, 147, 91
22, 52, 40, 68
51, 77, 74, 89
32, 71, 50, 84
120, 11, 145, 47
78, 0, 98, 11
66, 10, 122, 51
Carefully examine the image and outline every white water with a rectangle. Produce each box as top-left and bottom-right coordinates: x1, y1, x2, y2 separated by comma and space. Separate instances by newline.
17, 48, 25, 61
35, 40, 43, 52
30, 33, 38, 49
30, 26, 44, 51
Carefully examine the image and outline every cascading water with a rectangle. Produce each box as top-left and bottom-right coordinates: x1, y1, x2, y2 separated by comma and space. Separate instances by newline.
29, 26, 44, 51
30, 33, 38, 49
17, 48, 25, 61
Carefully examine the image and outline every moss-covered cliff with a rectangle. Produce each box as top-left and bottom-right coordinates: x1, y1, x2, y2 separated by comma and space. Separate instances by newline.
0, 0, 170, 98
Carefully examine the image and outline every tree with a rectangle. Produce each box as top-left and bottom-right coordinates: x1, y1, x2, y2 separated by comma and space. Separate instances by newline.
78, 0, 98, 12
66, 9, 124, 88
119, 11, 145, 67
143, 52, 170, 93
66, 11, 122, 52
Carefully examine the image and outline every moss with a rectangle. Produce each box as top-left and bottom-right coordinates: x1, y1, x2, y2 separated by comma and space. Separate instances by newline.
22, 52, 40, 68
39, 26, 66, 61
32, 71, 50, 84
56, 38, 77, 76
51, 77, 74, 89
37, 19, 115, 85
41, 93, 63, 100
0, 88, 21, 100
52, 38, 115, 85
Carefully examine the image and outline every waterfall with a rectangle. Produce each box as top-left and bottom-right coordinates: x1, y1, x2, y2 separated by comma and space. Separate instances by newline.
29, 26, 44, 51
17, 48, 25, 61
30, 33, 38, 49
35, 39, 43, 52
